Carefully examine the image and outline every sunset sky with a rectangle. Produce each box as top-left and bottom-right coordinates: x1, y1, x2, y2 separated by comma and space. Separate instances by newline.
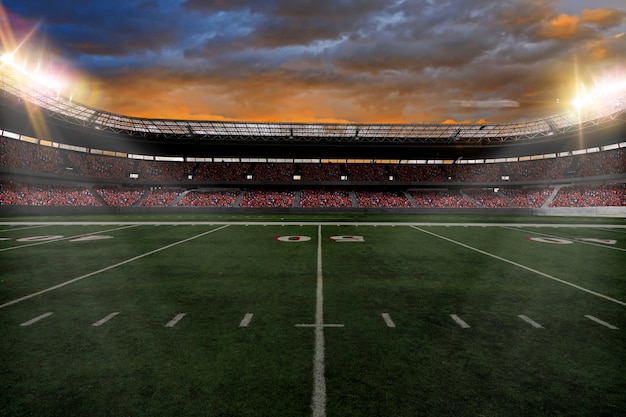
1, 0, 625, 124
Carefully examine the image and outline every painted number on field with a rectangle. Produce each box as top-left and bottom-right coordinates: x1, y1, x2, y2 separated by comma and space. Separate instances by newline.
274, 236, 312, 242
16, 235, 64, 242
274, 235, 364, 243
69, 235, 113, 243
329, 235, 364, 242
526, 237, 573, 244
527, 237, 616, 245
577, 238, 616, 245
14, 235, 114, 243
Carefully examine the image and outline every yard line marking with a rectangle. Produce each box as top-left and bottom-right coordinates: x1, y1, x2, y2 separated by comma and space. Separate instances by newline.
450, 314, 471, 328
92, 312, 120, 327
239, 313, 254, 327
312, 224, 326, 417
382, 313, 396, 328
0, 224, 140, 252
518, 315, 544, 328
0, 225, 231, 309
501, 226, 626, 252
411, 226, 626, 308
165, 313, 186, 328
584, 315, 619, 329
20, 312, 53, 327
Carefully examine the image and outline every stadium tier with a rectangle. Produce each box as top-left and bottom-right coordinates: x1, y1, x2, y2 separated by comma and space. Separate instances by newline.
0, 63, 625, 215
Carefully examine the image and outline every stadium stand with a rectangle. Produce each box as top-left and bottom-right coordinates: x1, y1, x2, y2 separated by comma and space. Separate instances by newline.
138, 189, 182, 207
0, 181, 101, 206
239, 190, 296, 208
177, 191, 239, 207
2, 137, 624, 184
1, 135, 625, 211
300, 189, 353, 208
93, 187, 146, 207
409, 190, 475, 208
549, 183, 626, 207
355, 191, 413, 208
498, 187, 552, 208
194, 163, 250, 181
463, 189, 510, 208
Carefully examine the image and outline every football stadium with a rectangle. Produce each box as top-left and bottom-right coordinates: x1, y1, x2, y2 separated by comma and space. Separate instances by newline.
1, 2, 626, 417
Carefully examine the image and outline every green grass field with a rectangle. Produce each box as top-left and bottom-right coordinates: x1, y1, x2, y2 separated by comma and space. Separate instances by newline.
1, 214, 625, 416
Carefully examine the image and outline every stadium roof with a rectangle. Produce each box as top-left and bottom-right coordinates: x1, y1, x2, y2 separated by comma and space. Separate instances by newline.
2, 63, 625, 146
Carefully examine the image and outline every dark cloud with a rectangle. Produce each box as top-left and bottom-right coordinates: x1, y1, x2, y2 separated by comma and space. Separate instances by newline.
4, 0, 182, 59
2, 0, 625, 123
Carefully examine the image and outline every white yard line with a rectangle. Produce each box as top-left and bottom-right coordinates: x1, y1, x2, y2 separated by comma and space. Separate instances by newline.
20, 312, 53, 327
0, 225, 230, 309
239, 313, 254, 327
518, 315, 544, 328
0, 224, 140, 252
92, 312, 120, 327
584, 315, 619, 329
312, 224, 326, 417
381, 313, 396, 328
292, 226, 346, 416
450, 314, 471, 328
165, 313, 186, 328
411, 226, 626, 308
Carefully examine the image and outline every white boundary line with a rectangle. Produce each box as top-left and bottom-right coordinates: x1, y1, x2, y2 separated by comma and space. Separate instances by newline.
584, 315, 619, 329
410, 226, 626, 307
0, 224, 140, 252
0, 225, 230, 309
20, 312, 53, 327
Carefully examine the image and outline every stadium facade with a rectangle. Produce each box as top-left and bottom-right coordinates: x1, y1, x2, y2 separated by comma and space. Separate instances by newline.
0, 62, 625, 216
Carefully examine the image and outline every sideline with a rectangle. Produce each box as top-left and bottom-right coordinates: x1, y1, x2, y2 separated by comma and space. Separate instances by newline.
0, 225, 230, 309
410, 226, 626, 308
0, 221, 625, 228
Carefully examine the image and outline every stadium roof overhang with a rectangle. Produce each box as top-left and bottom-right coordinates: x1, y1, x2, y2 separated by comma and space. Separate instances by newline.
1, 64, 625, 160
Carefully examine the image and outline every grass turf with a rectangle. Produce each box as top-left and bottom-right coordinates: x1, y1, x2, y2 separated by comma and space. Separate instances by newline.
0, 214, 624, 416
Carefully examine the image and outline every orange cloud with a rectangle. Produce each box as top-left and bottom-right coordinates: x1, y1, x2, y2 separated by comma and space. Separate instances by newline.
581, 8, 626, 27
538, 13, 581, 40
441, 119, 474, 125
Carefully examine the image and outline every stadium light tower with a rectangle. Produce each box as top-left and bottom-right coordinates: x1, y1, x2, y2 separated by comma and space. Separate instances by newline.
571, 73, 626, 113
